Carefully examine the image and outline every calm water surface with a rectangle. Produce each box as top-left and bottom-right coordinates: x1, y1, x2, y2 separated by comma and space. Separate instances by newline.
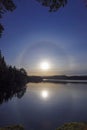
0, 82, 87, 130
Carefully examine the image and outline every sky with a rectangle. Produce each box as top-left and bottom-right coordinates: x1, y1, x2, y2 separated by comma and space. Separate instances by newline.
0, 0, 87, 76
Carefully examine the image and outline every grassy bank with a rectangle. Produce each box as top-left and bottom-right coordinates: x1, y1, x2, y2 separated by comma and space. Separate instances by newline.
1, 122, 87, 130
56, 122, 87, 130
0, 125, 24, 130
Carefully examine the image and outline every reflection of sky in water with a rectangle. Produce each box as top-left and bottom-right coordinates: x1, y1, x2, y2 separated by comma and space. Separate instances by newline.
0, 83, 87, 130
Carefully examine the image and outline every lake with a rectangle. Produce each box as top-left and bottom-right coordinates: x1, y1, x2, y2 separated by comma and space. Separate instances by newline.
0, 82, 87, 130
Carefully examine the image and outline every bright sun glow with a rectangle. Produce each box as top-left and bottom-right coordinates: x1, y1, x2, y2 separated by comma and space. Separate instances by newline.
41, 90, 48, 98
40, 62, 50, 70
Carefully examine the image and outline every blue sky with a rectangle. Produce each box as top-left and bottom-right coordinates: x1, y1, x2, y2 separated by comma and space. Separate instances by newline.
0, 0, 87, 75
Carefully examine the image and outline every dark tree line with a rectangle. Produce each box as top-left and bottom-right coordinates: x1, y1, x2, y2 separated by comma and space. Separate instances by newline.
0, 50, 28, 87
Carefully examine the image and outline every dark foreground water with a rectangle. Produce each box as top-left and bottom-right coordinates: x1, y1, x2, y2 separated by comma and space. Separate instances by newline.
0, 82, 87, 130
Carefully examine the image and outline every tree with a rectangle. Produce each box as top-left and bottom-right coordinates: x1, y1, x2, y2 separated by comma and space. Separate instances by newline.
36, 0, 67, 12
0, 24, 4, 37
0, 50, 28, 87
20, 68, 27, 75
0, 50, 6, 69
36, 0, 87, 11
0, 0, 87, 37
0, 0, 16, 37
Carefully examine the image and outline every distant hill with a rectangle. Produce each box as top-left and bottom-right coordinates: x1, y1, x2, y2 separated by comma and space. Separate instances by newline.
42, 75, 87, 80
27, 75, 87, 83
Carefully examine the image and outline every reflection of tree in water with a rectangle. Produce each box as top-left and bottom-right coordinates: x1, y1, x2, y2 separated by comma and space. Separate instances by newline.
0, 85, 26, 105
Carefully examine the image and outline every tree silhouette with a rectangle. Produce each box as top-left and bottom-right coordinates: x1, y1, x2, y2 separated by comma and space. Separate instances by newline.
0, 24, 4, 37
20, 68, 27, 75
0, 0, 16, 37
0, 50, 28, 87
36, 0, 67, 12
0, 0, 87, 37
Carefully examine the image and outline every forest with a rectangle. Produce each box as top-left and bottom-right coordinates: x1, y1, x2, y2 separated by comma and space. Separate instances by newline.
0, 51, 28, 87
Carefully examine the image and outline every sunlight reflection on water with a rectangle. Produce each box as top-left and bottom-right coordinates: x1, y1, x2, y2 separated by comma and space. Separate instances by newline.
0, 82, 87, 130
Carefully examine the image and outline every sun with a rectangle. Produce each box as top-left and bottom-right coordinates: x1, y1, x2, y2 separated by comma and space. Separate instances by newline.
41, 90, 48, 98
40, 61, 50, 70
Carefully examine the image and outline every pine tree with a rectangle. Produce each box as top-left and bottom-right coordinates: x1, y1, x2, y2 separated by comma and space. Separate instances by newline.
0, 50, 6, 69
